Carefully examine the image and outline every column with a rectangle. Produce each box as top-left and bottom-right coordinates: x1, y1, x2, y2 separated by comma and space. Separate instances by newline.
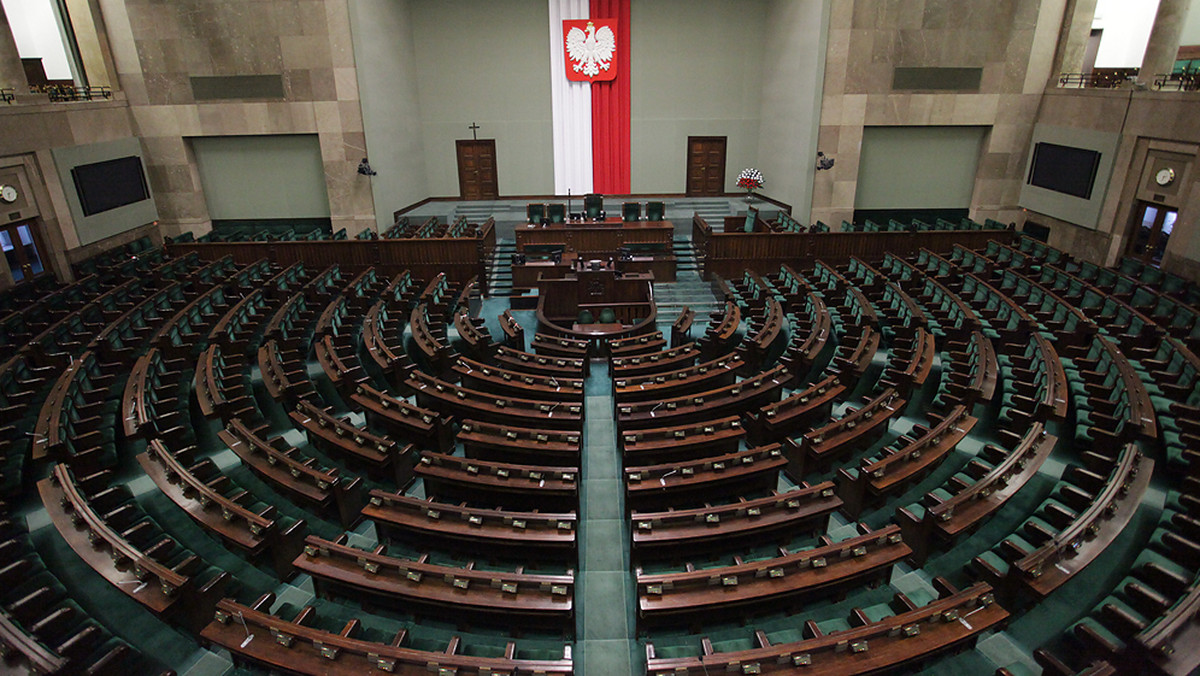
1052, 0, 1099, 77
0, 6, 27, 91
1139, 0, 1190, 84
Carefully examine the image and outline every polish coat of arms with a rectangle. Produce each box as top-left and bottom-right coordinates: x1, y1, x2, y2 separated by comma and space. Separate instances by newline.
563, 19, 617, 82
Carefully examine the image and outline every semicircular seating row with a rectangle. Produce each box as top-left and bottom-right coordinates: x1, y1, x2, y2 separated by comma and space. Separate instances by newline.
0, 229, 1196, 676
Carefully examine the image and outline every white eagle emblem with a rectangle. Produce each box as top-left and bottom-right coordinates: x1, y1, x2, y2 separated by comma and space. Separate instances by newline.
566, 21, 615, 78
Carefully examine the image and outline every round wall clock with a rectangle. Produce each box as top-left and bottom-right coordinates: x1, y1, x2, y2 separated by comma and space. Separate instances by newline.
1155, 167, 1176, 186
0, 185, 16, 203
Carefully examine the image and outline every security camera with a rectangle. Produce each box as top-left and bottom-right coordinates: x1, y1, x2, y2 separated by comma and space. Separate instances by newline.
357, 158, 377, 176
816, 152, 835, 171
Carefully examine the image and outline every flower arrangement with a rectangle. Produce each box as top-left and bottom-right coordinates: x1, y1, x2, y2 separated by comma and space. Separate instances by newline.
736, 168, 764, 191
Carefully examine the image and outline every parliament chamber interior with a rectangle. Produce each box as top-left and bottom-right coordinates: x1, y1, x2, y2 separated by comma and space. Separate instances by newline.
1, 0, 1200, 674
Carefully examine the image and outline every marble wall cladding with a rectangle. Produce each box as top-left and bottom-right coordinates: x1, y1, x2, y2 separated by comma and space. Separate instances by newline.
121, 0, 373, 236
812, 0, 1056, 226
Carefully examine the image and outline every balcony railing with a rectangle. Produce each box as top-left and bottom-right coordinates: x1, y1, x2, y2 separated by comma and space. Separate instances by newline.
1153, 72, 1200, 91
40, 85, 113, 102
1057, 68, 1139, 89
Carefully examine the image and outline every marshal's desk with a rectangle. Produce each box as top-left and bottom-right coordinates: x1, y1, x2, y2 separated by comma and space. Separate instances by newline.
515, 218, 676, 281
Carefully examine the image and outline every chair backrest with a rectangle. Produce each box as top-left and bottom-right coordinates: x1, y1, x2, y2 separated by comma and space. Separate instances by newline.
744, 206, 759, 232
622, 202, 641, 221
584, 194, 603, 219
646, 201, 665, 221
578, 310, 594, 325
547, 203, 566, 223
527, 203, 546, 223
599, 307, 617, 324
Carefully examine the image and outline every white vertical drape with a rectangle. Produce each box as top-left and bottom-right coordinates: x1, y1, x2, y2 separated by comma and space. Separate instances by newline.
548, 0, 592, 196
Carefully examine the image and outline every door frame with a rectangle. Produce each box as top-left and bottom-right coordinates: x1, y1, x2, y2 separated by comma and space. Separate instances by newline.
456, 139, 499, 200
1126, 201, 1177, 266
685, 136, 727, 197
0, 220, 49, 285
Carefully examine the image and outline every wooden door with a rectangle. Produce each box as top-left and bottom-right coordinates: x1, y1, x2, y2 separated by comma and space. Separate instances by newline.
456, 140, 499, 200
1127, 202, 1177, 266
0, 221, 48, 285
686, 136, 727, 196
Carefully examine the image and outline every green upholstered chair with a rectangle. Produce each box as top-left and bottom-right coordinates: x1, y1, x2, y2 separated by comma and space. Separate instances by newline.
527, 203, 546, 223
646, 201, 665, 221
599, 307, 617, 323
547, 203, 566, 223
584, 194, 603, 219
577, 310, 595, 325
622, 202, 641, 221
744, 206, 759, 232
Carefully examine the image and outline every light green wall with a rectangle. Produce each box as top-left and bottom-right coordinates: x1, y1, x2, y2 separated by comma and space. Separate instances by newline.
856, 126, 988, 210
51, 137, 159, 246
349, 0, 428, 230
631, 0, 766, 194
191, 135, 330, 220
1016, 124, 1120, 230
409, 0, 554, 197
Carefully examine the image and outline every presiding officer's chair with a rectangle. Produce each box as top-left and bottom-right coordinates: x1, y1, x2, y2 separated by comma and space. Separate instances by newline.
584, 194, 603, 220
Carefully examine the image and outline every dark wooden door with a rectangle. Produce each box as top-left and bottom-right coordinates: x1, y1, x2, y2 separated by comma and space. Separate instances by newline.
0, 221, 48, 285
1127, 202, 1177, 266
456, 140, 499, 200
686, 136, 727, 196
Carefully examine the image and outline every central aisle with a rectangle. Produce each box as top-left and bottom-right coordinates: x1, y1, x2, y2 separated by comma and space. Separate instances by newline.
576, 361, 639, 675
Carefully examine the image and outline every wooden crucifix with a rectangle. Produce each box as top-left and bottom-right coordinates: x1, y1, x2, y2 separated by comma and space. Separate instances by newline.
468, 122, 480, 140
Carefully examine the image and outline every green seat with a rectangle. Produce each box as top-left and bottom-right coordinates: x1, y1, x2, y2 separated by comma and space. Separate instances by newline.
547, 203, 566, 223
527, 203, 546, 223
578, 310, 595, 325
646, 201, 665, 221
622, 202, 641, 221
599, 307, 617, 324
584, 194, 603, 219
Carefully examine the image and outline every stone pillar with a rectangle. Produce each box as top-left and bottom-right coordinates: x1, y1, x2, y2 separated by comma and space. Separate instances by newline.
1053, 0, 1099, 76
0, 6, 27, 90
1139, 0, 1190, 84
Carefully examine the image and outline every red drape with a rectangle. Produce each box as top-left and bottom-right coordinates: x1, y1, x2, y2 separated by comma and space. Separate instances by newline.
589, 0, 630, 194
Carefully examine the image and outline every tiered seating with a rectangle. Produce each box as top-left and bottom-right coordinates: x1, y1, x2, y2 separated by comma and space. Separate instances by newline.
137, 438, 308, 577
364, 489, 577, 558
783, 388, 906, 478
630, 482, 841, 559
0, 515, 166, 675
644, 581, 1006, 675
836, 405, 977, 517
32, 350, 122, 473
202, 593, 573, 675
292, 398, 419, 486
636, 524, 909, 626
38, 464, 229, 631
897, 422, 1057, 565
361, 269, 421, 388
12, 217, 1200, 676
972, 443, 1152, 601
221, 416, 366, 527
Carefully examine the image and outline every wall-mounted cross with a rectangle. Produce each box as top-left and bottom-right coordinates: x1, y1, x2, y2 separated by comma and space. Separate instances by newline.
468, 122, 480, 140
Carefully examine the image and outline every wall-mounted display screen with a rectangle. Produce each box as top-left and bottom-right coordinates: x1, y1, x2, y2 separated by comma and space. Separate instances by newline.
70, 156, 150, 216
1026, 142, 1101, 199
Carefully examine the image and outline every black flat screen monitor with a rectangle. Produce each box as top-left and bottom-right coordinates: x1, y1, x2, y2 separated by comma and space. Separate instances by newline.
1026, 142, 1100, 200
71, 156, 150, 216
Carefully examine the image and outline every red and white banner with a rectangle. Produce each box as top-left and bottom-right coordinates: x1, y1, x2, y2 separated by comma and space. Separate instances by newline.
563, 19, 618, 82
549, 0, 630, 195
